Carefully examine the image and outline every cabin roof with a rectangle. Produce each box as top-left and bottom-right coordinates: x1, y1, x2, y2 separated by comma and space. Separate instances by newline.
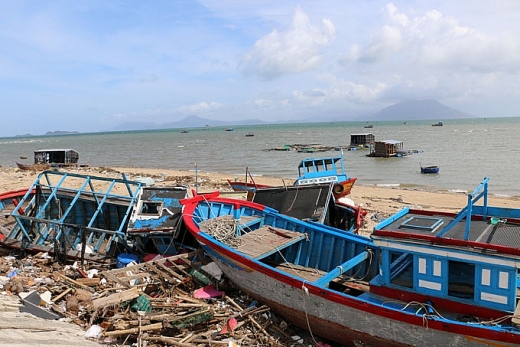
373, 210, 520, 259
298, 156, 342, 168
377, 140, 403, 145
35, 148, 79, 153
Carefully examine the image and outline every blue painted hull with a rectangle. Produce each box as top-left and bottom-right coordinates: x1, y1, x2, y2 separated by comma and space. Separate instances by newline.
182, 192, 520, 346
421, 166, 439, 173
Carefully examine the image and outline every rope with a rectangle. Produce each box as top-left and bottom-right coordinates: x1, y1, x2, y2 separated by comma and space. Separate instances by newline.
199, 215, 244, 248
301, 281, 319, 345
286, 186, 299, 212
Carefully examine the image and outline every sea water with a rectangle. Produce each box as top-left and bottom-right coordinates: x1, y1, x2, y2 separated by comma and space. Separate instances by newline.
1, 117, 519, 197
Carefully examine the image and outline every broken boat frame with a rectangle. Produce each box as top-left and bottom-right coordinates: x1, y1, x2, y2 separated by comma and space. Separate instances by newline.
0, 170, 189, 264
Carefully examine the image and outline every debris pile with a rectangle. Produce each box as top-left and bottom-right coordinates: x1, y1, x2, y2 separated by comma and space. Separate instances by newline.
0, 250, 322, 346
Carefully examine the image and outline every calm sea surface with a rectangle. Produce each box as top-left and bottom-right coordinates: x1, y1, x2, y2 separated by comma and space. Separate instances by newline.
1, 117, 519, 197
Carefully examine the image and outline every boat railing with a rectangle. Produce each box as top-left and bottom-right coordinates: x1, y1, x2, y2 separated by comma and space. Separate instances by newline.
9, 170, 144, 254
314, 250, 370, 287
436, 177, 489, 240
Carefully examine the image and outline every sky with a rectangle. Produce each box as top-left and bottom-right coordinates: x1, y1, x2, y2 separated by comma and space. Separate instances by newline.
1, 1, 520, 137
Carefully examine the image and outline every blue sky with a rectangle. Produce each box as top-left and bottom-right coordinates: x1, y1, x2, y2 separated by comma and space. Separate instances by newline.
1, 1, 519, 137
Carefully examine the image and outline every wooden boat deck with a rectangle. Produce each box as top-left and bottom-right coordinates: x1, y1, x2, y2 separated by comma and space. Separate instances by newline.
235, 226, 306, 259
199, 215, 306, 259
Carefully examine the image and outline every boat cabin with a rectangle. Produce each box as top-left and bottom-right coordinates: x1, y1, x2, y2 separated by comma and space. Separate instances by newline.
34, 148, 79, 166
294, 154, 348, 186
349, 133, 375, 148
127, 185, 190, 254
371, 177, 520, 317
249, 183, 360, 231
368, 140, 404, 157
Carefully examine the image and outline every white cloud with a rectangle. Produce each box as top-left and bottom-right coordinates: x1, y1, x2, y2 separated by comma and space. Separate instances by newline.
239, 5, 336, 79
349, 3, 520, 74
177, 102, 223, 114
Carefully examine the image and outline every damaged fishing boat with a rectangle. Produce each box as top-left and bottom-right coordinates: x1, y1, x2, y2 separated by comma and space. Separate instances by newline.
248, 183, 365, 233
229, 152, 357, 200
181, 177, 520, 346
0, 170, 189, 264
226, 167, 272, 192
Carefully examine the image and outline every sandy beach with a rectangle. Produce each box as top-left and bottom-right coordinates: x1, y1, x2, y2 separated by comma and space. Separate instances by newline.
2, 165, 520, 346
2, 165, 520, 235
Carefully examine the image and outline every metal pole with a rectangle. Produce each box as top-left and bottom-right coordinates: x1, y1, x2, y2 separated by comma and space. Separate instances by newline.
195, 163, 198, 194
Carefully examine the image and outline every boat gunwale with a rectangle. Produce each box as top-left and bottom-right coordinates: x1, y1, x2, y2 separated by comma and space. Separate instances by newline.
181, 195, 520, 345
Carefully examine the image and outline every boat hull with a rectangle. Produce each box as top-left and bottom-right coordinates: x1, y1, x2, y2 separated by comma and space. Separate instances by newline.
182, 196, 520, 346
198, 241, 517, 347
420, 166, 439, 174
227, 180, 271, 192
1, 171, 190, 263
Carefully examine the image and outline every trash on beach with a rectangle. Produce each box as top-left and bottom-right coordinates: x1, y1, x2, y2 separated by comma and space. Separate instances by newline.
0, 251, 320, 346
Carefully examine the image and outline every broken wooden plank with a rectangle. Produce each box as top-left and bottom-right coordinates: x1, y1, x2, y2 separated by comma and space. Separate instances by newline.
103, 322, 163, 337
51, 287, 73, 303
91, 287, 141, 310
54, 273, 95, 293
75, 277, 101, 286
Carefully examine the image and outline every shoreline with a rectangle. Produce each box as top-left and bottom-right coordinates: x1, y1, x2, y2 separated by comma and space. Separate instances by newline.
2, 165, 520, 235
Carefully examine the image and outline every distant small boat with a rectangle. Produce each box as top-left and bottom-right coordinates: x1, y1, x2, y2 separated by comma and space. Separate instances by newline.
245, 132, 254, 137
227, 167, 270, 192
432, 121, 443, 126
225, 128, 233, 131
227, 179, 271, 192
16, 162, 50, 171
421, 165, 440, 174
364, 124, 373, 128
180, 130, 189, 133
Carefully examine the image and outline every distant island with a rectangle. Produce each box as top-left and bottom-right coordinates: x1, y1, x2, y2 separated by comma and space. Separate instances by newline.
109, 99, 475, 132
13, 99, 476, 137
45, 131, 80, 136
15, 131, 80, 137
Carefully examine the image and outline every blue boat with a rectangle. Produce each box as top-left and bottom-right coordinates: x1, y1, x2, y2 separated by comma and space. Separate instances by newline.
0, 170, 189, 263
421, 165, 440, 174
294, 152, 357, 199
181, 177, 520, 346
229, 153, 357, 200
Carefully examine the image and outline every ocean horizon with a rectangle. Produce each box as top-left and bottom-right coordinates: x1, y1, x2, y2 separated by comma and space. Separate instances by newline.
1, 117, 519, 197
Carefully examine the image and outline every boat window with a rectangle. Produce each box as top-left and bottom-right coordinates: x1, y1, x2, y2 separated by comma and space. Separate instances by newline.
448, 260, 475, 299
139, 201, 162, 216
389, 251, 414, 289
400, 216, 443, 232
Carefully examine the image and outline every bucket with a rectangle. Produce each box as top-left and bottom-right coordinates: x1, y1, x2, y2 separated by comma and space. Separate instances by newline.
116, 253, 139, 268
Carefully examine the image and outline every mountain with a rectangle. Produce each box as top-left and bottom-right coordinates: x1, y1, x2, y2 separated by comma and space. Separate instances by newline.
109, 100, 474, 132
369, 99, 473, 121
109, 115, 268, 131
